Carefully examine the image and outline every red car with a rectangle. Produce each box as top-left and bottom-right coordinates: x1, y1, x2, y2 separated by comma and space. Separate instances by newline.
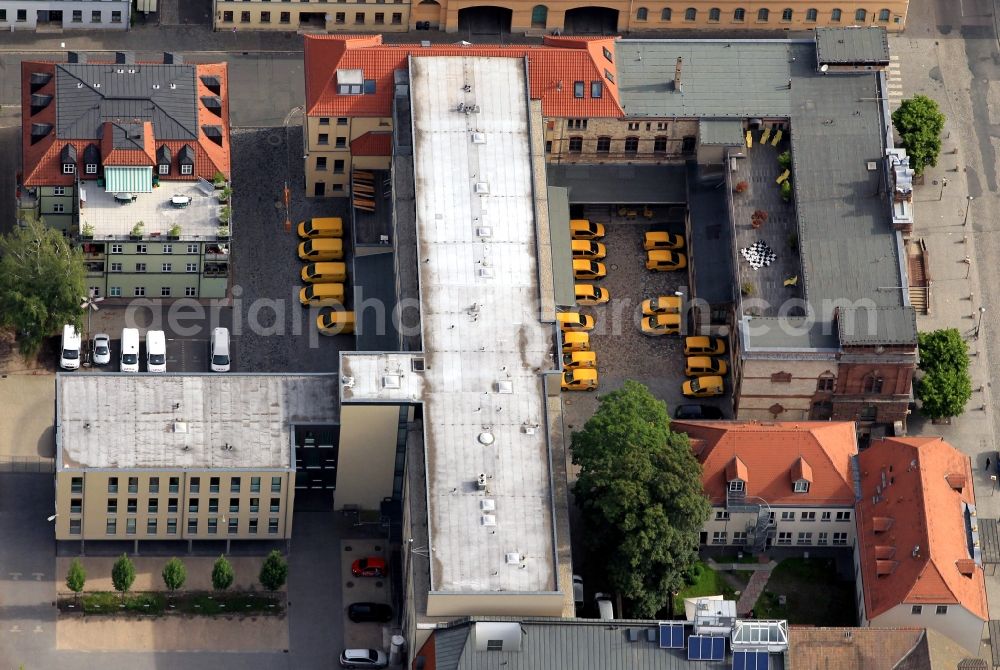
351, 557, 387, 578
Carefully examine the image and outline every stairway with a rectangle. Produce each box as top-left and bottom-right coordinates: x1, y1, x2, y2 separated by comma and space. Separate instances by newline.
907, 239, 930, 314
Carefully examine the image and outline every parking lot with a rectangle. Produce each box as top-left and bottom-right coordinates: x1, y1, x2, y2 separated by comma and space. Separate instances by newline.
340, 538, 395, 652
561, 206, 730, 433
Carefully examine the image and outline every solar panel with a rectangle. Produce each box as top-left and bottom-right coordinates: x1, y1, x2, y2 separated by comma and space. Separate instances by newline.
658, 622, 685, 649
733, 650, 770, 670
687, 635, 726, 661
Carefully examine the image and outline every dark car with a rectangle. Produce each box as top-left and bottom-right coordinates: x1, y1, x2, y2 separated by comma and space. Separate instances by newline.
674, 404, 725, 420
348, 602, 394, 623
351, 556, 387, 578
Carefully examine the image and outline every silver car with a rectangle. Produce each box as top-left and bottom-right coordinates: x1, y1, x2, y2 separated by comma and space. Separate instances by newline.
339, 649, 388, 669
91, 334, 111, 366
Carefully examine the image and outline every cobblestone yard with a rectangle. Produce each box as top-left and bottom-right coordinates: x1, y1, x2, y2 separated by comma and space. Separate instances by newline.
230, 128, 353, 373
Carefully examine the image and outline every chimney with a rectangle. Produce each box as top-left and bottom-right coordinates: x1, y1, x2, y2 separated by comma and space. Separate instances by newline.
674, 57, 683, 93
164, 52, 184, 65
115, 51, 135, 65
67, 52, 87, 64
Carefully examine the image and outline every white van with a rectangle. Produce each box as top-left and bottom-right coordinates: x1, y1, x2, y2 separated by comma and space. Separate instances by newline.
210, 327, 231, 372
120, 328, 140, 372
146, 330, 166, 373
59, 325, 81, 370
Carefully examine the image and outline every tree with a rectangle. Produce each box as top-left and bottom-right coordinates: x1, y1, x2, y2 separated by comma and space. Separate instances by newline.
918, 328, 969, 375
111, 554, 136, 604
161, 557, 187, 596
0, 215, 86, 357
65, 558, 86, 605
892, 95, 946, 175
212, 555, 235, 592
571, 380, 710, 618
258, 550, 288, 594
915, 328, 973, 420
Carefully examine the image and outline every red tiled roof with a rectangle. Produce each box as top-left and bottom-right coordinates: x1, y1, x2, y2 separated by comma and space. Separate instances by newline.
21, 60, 231, 187
673, 421, 858, 506
304, 34, 623, 120
350, 131, 392, 157
791, 456, 813, 483
100, 121, 156, 166
856, 437, 987, 621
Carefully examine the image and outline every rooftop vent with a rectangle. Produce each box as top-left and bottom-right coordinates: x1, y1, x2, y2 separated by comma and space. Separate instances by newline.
481, 515, 497, 527
202, 125, 224, 146
495, 381, 513, 394
67, 52, 88, 64
477, 473, 488, 489
173, 421, 189, 433
476, 226, 492, 238
481, 499, 496, 512
505, 552, 520, 564
30, 72, 53, 93
471, 132, 486, 144
30, 123, 53, 145
115, 51, 135, 65
674, 56, 683, 92
382, 375, 401, 390
182, 445, 191, 451
163, 52, 184, 65
477, 268, 494, 279
30, 94, 52, 115
201, 96, 223, 117
200, 75, 222, 94
420, 40, 432, 48
478, 431, 495, 446
411, 357, 425, 372
474, 182, 489, 195
912, 545, 921, 557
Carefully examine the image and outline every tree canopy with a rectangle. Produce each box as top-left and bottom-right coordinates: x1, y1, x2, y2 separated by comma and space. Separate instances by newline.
111, 554, 136, 603
66, 559, 86, 603
571, 380, 710, 617
0, 216, 85, 356
161, 557, 187, 593
915, 328, 972, 420
212, 555, 235, 592
892, 95, 946, 176
259, 550, 288, 593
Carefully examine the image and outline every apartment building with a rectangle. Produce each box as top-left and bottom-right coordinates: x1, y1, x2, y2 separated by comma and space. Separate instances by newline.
18, 52, 232, 300
674, 421, 859, 553
854, 436, 987, 655
54, 374, 339, 552
215, 0, 909, 34
0, 0, 131, 31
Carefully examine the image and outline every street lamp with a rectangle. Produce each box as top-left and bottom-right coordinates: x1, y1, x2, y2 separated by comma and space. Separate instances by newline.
47, 514, 58, 522
79, 289, 104, 366
975, 307, 987, 339
964, 195, 974, 226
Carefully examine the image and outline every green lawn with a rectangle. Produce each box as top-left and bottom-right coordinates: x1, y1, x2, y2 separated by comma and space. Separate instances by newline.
753, 558, 855, 626
62, 591, 283, 617
673, 562, 738, 614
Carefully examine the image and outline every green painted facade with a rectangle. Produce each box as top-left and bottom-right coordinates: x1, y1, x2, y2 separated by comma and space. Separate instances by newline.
37, 185, 75, 231
82, 240, 230, 299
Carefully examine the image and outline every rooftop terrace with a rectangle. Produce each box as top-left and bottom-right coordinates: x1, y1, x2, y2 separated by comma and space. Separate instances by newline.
79, 179, 225, 239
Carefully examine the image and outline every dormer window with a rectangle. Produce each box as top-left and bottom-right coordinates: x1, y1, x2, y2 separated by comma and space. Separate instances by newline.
157, 145, 172, 176
181, 164, 193, 175
728, 479, 745, 493
60, 144, 77, 175
791, 456, 813, 494
85, 163, 97, 174
63, 163, 76, 174
177, 144, 195, 176
336, 69, 367, 95
793, 480, 810, 493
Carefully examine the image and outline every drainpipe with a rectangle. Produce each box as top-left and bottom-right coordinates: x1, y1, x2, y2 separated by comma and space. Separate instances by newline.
626, 0, 633, 33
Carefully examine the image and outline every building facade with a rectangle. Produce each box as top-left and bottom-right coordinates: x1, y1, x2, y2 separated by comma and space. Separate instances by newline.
215, 0, 908, 34
18, 52, 232, 300
0, 0, 130, 31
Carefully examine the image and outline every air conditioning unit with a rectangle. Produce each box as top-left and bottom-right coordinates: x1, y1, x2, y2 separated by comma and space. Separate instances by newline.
481, 499, 496, 512
481, 515, 497, 527
477, 474, 488, 489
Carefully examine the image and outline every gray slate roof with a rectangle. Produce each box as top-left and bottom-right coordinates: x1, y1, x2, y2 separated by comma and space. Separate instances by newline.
838, 306, 918, 346
815, 27, 890, 65
547, 186, 575, 308
698, 119, 745, 146
55, 63, 198, 140
547, 164, 686, 204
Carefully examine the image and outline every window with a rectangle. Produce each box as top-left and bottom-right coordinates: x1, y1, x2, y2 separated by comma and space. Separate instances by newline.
16, 9, 27, 21
817, 376, 835, 391
72, 9, 83, 22
836, 511, 852, 521
108, 477, 119, 494
157, 263, 170, 273
86, 163, 97, 174
169, 477, 179, 493
797, 532, 813, 545
821, 511, 832, 522
654, 136, 668, 153
660, 8, 672, 20
147, 477, 159, 494
185, 287, 197, 297
806, 8, 818, 21
936, 605, 949, 615
147, 518, 157, 534
190, 477, 200, 493
337, 117, 348, 126
251, 477, 261, 493
107, 499, 118, 514
733, 7, 745, 21
71, 498, 83, 514
240, 11, 251, 22
52, 203, 66, 214
729, 480, 745, 493
712, 531, 727, 545
624, 137, 639, 154
208, 518, 218, 534
715, 511, 730, 520
135, 244, 148, 255
186, 263, 198, 273
319, 118, 330, 127
189, 499, 200, 514
627, 121, 640, 131
801, 511, 816, 521
709, 7, 720, 21
111, 244, 123, 254
833, 532, 848, 545
109, 263, 122, 273
280, 11, 290, 22
781, 511, 795, 521
374, 12, 384, 23
568, 119, 587, 130
0, 9, 6, 21
591, 81, 603, 98
167, 518, 178, 534
777, 532, 792, 545
855, 8, 866, 21
768, 512, 776, 525
112, 10, 123, 23
126, 518, 137, 534
573, 81, 585, 98
831, 8, 842, 21
160, 244, 173, 255
261, 11, 271, 22
110, 287, 122, 297
230, 498, 240, 513
733, 531, 747, 544
209, 477, 220, 493
107, 518, 117, 535
318, 133, 329, 146
879, 8, 890, 21
187, 244, 199, 254
863, 374, 884, 394
270, 498, 281, 513
249, 518, 259, 534
230, 478, 241, 493
188, 518, 198, 534
355, 12, 365, 23
392, 12, 402, 23
72, 477, 83, 494
818, 532, 828, 545
250, 498, 260, 513
209, 498, 219, 513
757, 7, 769, 20
268, 518, 279, 534
127, 498, 137, 514
168, 498, 178, 513
685, 7, 696, 20
53, 186, 66, 196
316, 157, 327, 171
782, 8, 792, 20
794, 480, 810, 493
180, 163, 193, 175
92, 10, 102, 22
229, 518, 239, 534
70, 519, 82, 535
271, 477, 282, 493
636, 7, 648, 20
603, 46, 613, 62
604, 69, 615, 83
335, 136, 347, 148
315, 183, 326, 197
910, 605, 924, 615
63, 163, 75, 175
568, 137, 583, 153
335, 12, 345, 24
135, 263, 147, 273
596, 137, 611, 153
148, 498, 159, 514
334, 159, 345, 174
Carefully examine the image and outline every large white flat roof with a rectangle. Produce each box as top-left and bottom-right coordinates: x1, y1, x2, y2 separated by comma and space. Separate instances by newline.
57, 374, 339, 470
344, 55, 559, 594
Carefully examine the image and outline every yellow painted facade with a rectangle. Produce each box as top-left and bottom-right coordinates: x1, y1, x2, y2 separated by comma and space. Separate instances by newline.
305, 115, 392, 197
215, 0, 410, 32
334, 404, 400, 511
55, 470, 295, 542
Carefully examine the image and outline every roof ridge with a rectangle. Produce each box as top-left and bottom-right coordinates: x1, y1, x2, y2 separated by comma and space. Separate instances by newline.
807, 423, 855, 487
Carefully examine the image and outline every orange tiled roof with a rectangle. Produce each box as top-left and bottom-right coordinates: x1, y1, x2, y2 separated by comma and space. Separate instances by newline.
21, 60, 231, 187
856, 437, 987, 621
350, 131, 392, 157
100, 121, 156, 166
673, 421, 858, 506
304, 34, 623, 120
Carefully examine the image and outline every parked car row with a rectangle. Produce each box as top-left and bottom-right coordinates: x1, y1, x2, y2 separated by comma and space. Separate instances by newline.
59, 325, 231, 373
341, 555, 392, 668
295, 217, 355, 336
562, 219, 609, 392
681, 336, 727, 399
